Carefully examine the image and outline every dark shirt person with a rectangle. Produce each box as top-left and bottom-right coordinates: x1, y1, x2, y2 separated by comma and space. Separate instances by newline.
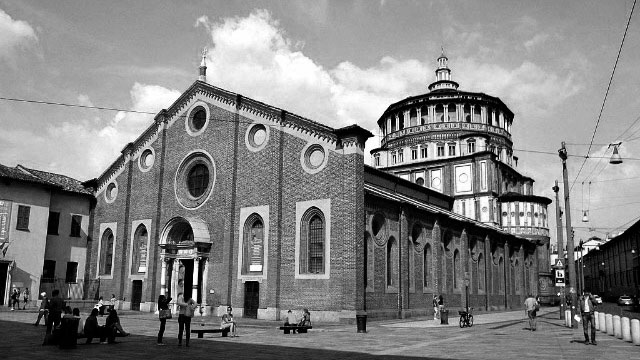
84, 308, 107, 344
105, 309, 129, 343
45, 289, 65, 335
157, 294, 172, 345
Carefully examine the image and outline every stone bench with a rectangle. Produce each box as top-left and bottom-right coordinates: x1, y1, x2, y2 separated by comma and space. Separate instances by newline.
191, 327, 229, 338
278, 325, 312, 334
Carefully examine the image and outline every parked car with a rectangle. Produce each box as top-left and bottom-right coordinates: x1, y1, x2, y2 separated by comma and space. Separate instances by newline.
593, 295, 602, 304
617, 295, 633, 306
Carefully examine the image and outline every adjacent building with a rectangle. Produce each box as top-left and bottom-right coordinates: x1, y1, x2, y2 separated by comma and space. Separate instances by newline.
0, 164, 93, 306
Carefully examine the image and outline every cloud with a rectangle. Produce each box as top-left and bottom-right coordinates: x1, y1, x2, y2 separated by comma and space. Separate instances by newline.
0, 8, 37, 62
524, 33, 550, 52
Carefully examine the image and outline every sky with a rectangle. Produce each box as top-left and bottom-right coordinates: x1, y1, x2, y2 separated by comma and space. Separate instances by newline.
1, 0, 640, 247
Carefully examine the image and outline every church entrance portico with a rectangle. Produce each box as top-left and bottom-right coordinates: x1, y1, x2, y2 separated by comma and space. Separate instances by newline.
159, 217, 212, 315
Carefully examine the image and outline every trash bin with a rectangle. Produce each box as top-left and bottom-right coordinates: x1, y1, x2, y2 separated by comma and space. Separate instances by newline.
440, 310, 449, 325
58, 318, 79, 349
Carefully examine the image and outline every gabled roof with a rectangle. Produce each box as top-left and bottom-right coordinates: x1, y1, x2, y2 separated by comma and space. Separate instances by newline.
0, 163, 92, 195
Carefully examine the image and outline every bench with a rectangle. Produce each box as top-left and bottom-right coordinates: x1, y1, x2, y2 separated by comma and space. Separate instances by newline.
279, 325, 312, 334
191, 327, 230, 338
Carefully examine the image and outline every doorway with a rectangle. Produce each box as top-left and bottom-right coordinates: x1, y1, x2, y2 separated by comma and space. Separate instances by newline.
0, 262, 7, 306
243, 281, 259, 318
131, 280, 142, 311
180, 259, 194, 301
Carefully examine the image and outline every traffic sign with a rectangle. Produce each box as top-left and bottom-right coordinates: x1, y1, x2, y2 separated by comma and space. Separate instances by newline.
555, 269, 565, 286
555, 259, 564, 268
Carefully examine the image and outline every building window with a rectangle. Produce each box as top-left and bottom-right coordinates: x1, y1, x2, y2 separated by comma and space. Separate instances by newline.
131, 224, 148, 274
365, 232, 374, 291
467, 141, 476, 154
448, 143, 456, 156
392, 152, 397, 164
187, 164, 209, 198
411, 147, 418, 160
398, 150, 404, 163
70, 215, 82, 237
478, 253, 485, 291
42, 260, 56, 283
424, 244, 432, 288
100, 229, 115, 276
374, 154, 380, 167
416, 177, 424, 186
300, 208, 325, 274
387, 237, 398, 287
421, 146, 428, 158
16, 205, 30, 231
47, 212, 60, 235
453, 249, 460, 289
65, 262, 78, 283
437, 145, 445, 157
243, 215, 264, 274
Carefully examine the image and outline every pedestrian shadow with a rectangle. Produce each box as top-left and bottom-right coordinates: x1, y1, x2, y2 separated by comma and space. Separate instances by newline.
488, 320, 523, 330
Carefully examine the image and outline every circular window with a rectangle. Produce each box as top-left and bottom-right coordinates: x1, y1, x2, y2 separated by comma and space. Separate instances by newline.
138, 148, 155, 172
175, 150, 216, 209
301, 143, 328, 174
502, 211, 508, 217
482, 206, 488, 213
187, 164, 209, 198
432, 177, 441, 188
185, 102, 210, 136
459, 173, 468, 183
104, 181, 118, 203
245, 123, 269, 152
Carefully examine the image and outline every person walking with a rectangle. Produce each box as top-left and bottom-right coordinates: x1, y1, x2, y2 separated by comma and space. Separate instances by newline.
176, 292, 197, 347
34, 292, 48, 326
10, 288, 19, 310
22, 288, 30, 310
45, 289, 65, 335
433, 295, 440, 320
580, 290, 597, 345
157, 294, 172, 345
524, 294, 538, 331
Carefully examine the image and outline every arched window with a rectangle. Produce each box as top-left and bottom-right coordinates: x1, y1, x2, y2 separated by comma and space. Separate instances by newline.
399, 112, 405, 130
464, 104, 471, 122
424, 244, 432, 288
387, 237, 398, 287
131, 224, 148, 274
473, 106, 481, 123
478, 253, 485, 291
365, 232, 374, 291
514, 259, 520, 294
435, 104, 444, 122
498, 257, 505, 294
409, 108, 418, 127
300, 208, 325, 274
243, 215, 264, 274
453, 249, 460, 289
100, 229, 114, 275
448, 103, 456, 122
420, 105, 429, 124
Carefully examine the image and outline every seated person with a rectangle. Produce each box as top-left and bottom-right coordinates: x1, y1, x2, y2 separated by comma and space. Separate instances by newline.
220, 306, 237, 337
284, 310, 297, 326
73, 308, 84, 337
298, 308, 311, 327
105, 309, 129, 343
84, 308, 107, 344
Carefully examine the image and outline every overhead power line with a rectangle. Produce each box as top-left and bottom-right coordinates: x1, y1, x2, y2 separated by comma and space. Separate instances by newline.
571, 0, 637, 187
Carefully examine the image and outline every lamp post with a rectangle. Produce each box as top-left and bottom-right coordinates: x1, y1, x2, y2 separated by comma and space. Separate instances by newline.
552, 181, 566, 320
559, 142, 578, 327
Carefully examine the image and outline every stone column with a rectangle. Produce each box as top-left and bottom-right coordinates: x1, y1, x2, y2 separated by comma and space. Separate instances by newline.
172, 258, 180, 312
416, 107, 422, 125
160, 256, 167, 296
201, 258, 209, 309
193, 257, 200, 303
430, 105, 436, 123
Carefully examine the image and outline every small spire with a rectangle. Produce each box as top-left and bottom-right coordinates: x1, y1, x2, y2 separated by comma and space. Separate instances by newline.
199, 47, 208, 82
440, 45, 446, 58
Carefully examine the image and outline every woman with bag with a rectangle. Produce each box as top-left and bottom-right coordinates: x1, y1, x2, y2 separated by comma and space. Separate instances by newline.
157, 294, 172, 345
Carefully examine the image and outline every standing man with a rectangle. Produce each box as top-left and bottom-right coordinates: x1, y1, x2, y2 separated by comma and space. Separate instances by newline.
45, 289, 65, 335
22, 288, 30, 309
580, 290, 597, 345
524, 294, 538, 331
176, 292, 197, 347
34, 292, 48, 326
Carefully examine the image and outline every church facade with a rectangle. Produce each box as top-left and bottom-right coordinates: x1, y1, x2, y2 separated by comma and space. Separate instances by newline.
87, 54, 549, 323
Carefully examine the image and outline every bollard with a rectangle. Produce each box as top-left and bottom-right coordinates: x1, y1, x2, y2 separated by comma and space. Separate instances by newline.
622, 317, 631, 342
598, 312, 606, 332
594, 311, 599, 330
613, 315, 622, 339
565, 310, 572, 327
632, 319, 640, 345
605, 314, 613, 335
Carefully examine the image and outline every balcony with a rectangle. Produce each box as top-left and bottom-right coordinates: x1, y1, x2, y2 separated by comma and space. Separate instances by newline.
381, 122, 511, 147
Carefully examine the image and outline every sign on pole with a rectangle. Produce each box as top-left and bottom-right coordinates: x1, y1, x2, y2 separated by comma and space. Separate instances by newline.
555, 269, 565, 286
555, 259, 564, 268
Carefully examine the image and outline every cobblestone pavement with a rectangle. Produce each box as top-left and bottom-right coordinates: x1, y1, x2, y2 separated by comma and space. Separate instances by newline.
1, 307, 639, 359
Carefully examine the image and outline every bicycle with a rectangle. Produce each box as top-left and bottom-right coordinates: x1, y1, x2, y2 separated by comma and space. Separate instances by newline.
458, 308, 473, 328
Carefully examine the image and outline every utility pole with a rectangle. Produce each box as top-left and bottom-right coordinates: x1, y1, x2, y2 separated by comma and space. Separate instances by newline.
559, 142, 577, 327
552, 180, 565, 320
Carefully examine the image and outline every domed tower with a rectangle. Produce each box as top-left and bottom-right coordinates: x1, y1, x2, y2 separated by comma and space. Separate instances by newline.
370, 52, 550, 241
